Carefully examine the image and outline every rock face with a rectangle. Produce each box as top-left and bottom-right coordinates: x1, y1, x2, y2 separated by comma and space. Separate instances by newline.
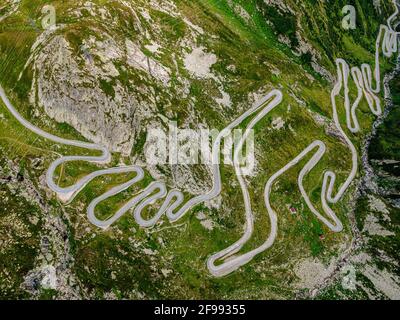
183, 47, 217, 79
31, 35, 140, 155
0, 159, 83, 299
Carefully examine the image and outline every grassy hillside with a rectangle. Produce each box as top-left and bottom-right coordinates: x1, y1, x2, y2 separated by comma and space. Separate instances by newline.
0, 0, 398, 299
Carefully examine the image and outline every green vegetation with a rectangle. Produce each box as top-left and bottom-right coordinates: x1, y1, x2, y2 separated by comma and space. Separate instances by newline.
0, 0, 398, 299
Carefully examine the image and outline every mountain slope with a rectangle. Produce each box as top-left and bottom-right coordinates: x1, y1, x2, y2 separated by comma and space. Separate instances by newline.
0, 0, 399, 299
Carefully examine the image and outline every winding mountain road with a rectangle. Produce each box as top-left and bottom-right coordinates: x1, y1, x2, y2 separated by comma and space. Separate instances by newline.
0, 1, 399, 277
